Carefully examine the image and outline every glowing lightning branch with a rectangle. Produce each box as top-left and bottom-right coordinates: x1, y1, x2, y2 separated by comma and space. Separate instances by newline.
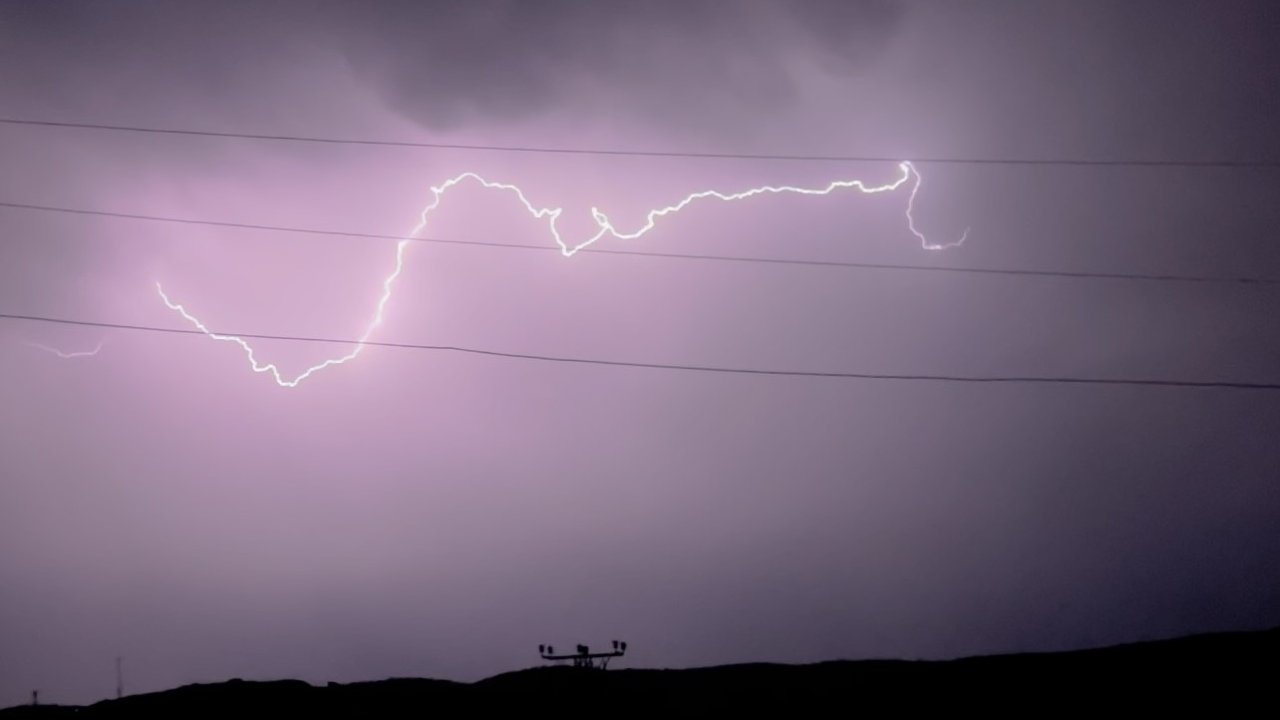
158, 161, 966, 388
26, 340, 104, 358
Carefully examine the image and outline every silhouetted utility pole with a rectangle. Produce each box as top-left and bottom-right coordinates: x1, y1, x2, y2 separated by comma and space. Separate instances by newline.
116, 657, 123, 699
31, 690, 37, 706
538, 640, 628, 669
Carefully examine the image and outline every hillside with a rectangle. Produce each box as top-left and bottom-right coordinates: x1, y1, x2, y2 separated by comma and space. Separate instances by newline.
3, 627, 1273, 716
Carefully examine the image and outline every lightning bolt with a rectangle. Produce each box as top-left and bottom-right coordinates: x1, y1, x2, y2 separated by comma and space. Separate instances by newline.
159, 161, 966, 388
26, 340, 104, 358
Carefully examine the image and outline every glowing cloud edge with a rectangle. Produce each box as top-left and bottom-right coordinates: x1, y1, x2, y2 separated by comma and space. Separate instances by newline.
158, 161, 967, 388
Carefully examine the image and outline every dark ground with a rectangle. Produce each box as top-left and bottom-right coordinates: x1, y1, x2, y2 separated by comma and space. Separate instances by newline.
3, 627, 1274, 716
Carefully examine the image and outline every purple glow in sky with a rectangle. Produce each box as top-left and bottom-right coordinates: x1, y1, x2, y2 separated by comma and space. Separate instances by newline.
2, 0, 1280, 708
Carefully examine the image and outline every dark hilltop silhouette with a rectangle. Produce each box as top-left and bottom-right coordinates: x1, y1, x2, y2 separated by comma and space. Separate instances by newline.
3, 627, 1274, 717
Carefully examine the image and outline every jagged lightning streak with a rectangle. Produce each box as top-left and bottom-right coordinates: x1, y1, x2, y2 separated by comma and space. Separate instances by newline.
159, 161, 966, 388
26, 340, 104, 358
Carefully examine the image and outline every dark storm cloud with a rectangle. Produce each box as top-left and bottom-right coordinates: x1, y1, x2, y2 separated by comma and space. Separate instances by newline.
1, 0, 902, 130
0, 1, 262, 106
334, 0, 904, 130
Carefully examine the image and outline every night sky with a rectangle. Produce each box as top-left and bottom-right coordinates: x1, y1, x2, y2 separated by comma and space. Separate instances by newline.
2, 0, 1280, 707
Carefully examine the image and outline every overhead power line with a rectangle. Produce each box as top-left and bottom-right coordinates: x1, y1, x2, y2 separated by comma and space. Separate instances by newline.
3, 117, 1279, 168
2, 199, 1275, 286
3, 311, 1279, 391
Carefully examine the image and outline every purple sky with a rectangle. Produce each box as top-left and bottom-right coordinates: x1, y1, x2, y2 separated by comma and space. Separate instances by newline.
3, 0, 1280, 706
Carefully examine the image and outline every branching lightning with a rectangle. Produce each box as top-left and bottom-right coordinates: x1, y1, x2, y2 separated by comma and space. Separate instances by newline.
26, 340, 104, 358
159, 161, 967, 388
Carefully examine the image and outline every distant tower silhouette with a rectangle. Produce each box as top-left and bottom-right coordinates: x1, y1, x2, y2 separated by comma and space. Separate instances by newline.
539, 639, 628, 669
116, 657, 123, 699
